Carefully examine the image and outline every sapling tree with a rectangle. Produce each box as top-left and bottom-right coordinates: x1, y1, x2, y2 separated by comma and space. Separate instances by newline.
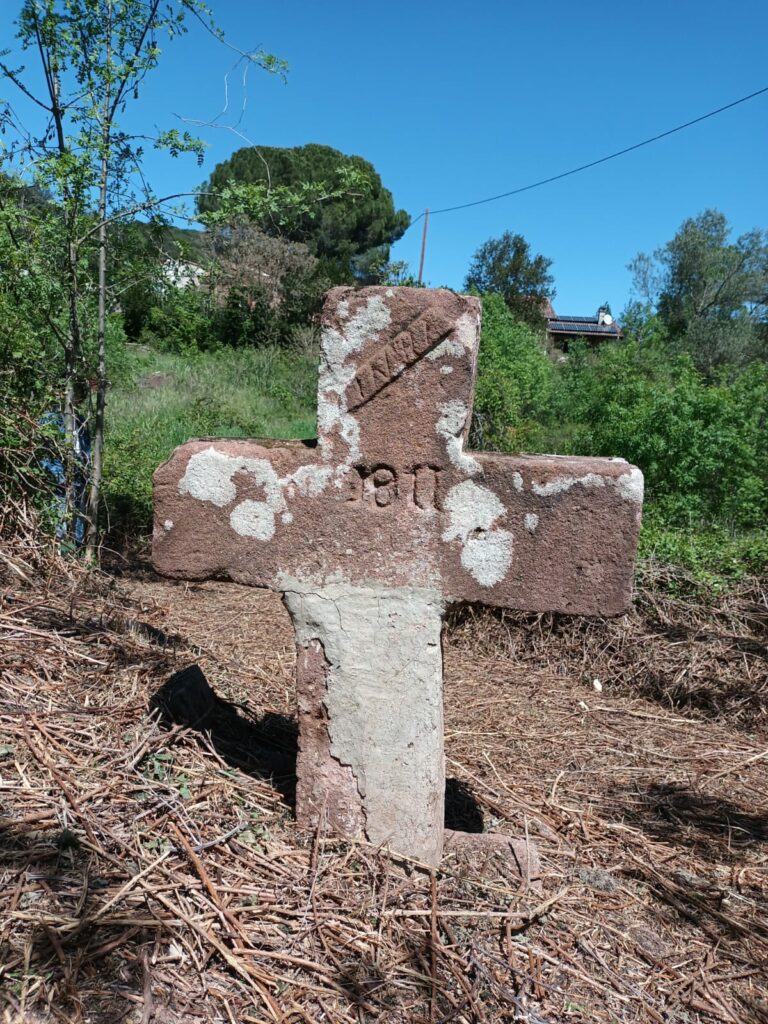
0, 0, 288, 557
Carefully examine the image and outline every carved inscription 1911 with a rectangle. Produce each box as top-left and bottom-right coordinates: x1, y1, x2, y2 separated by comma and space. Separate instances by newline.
347, 463, 441, 509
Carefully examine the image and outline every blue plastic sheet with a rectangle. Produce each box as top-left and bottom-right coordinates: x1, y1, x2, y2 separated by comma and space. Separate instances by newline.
39, 411, 91, 545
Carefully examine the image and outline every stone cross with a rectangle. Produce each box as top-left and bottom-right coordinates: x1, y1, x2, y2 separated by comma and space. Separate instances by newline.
153, 287, 643, 866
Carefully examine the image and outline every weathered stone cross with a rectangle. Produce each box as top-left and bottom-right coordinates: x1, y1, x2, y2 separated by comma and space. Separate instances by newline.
153, 287, 642, 866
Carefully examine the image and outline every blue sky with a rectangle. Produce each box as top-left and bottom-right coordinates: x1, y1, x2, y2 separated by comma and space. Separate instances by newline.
3, 0, 767, 314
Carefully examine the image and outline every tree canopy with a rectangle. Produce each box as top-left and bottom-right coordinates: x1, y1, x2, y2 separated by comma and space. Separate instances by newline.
629, 209, 768, 373
464, 231, 555, 329
197, 144, 410, 279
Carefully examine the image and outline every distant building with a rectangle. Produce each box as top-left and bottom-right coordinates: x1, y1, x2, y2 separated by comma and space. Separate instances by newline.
161, 257, 206, 290
545, 302, 623, 352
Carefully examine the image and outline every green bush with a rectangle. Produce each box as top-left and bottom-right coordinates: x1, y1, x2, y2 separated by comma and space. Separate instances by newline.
470, 293, 554, 451
213, 286, 282, 348
639, 508, 768, 591
549, 342, 767, 530
140, 277, 326, 353
140, 289, 215, 353
470, 297, 767, 583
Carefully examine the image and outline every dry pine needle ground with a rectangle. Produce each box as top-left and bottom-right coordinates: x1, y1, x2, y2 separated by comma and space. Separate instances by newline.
0, 525, 766, 1024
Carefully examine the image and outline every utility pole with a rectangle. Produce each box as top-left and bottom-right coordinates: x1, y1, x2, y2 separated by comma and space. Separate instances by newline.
417, 208, 429, 285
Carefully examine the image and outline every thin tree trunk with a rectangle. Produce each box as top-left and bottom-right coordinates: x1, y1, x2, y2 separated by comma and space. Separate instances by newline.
63, 240, 80, 529
59, 149, 83, 540
39, 15, 83, 545
84, 159, 109, 560
84, 12, 113, 561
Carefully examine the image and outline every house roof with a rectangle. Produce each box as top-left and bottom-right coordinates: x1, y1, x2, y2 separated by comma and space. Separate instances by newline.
548, 318, 622, 336
546, 307, 623, 339
553, 314, 601, 324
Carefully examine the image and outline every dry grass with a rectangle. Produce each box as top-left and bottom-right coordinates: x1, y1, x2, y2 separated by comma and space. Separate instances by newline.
1, 522, 767, 1023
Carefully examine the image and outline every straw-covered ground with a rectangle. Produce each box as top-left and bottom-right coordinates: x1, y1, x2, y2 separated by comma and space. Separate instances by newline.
1, 518, 767, 1023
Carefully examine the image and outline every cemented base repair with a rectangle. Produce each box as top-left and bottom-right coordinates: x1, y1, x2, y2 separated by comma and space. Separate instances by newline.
282, 579, 445, 866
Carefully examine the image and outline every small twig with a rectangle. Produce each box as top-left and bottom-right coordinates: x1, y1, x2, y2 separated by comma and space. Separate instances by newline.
140, 947, 155, 1024
429, 870, 438, 1023
383, 890, 566, 921
193, 820, 249, 852
700, 746, 768, 788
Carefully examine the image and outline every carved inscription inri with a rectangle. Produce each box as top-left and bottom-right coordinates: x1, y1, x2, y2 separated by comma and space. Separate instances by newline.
345, 307, 456, 412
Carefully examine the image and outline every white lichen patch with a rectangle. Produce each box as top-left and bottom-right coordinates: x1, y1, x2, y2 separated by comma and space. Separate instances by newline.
617, 466, 644, 504
436, 400, 481, 475
426, 337, 466, 361
459, 531, 514, 588
532, 473, 607, 498
443, 479, 504, 537
318, 294, 392, 466
317, 366, 361, 466
532, 467, 644, 504
178, 447, 242, 507
440, 365, 453, 375
178, 446, 334, 542
524, 512, 539, 533
442, 480, 513, 587
230, 499, 277, 541
287, 465, 333, 499
326, 294, 391, 369
454, 310, 480, 352
163, 519, 174, 532
512, 471, 524, 492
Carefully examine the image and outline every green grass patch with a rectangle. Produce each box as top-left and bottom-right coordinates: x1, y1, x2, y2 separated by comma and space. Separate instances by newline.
103, 344, 318, 538
637, 508, 768, 595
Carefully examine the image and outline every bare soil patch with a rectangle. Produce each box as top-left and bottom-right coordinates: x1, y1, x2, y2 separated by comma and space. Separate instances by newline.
139, 372, 176, 391
1, 537, 766, 1023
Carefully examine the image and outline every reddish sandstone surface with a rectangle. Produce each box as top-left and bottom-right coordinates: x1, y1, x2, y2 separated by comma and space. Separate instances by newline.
152, 287, 643, 864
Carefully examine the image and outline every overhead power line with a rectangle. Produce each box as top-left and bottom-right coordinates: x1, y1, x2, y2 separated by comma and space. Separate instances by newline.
406, 85, 768, 228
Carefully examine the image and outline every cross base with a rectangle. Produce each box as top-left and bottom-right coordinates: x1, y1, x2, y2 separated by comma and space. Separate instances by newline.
285, 581, 445, 865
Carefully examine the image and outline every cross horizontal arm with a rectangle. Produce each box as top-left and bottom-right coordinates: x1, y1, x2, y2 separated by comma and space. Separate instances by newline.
454, 452, 642, 615
153, 439, 641, 617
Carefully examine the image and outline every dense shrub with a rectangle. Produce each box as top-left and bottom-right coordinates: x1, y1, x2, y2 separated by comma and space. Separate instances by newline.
470, 293, 554, 451
140, 269, 327, 353
548, 341, 767, 530
140, 289, 215, 352
469, 299, 768, 581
